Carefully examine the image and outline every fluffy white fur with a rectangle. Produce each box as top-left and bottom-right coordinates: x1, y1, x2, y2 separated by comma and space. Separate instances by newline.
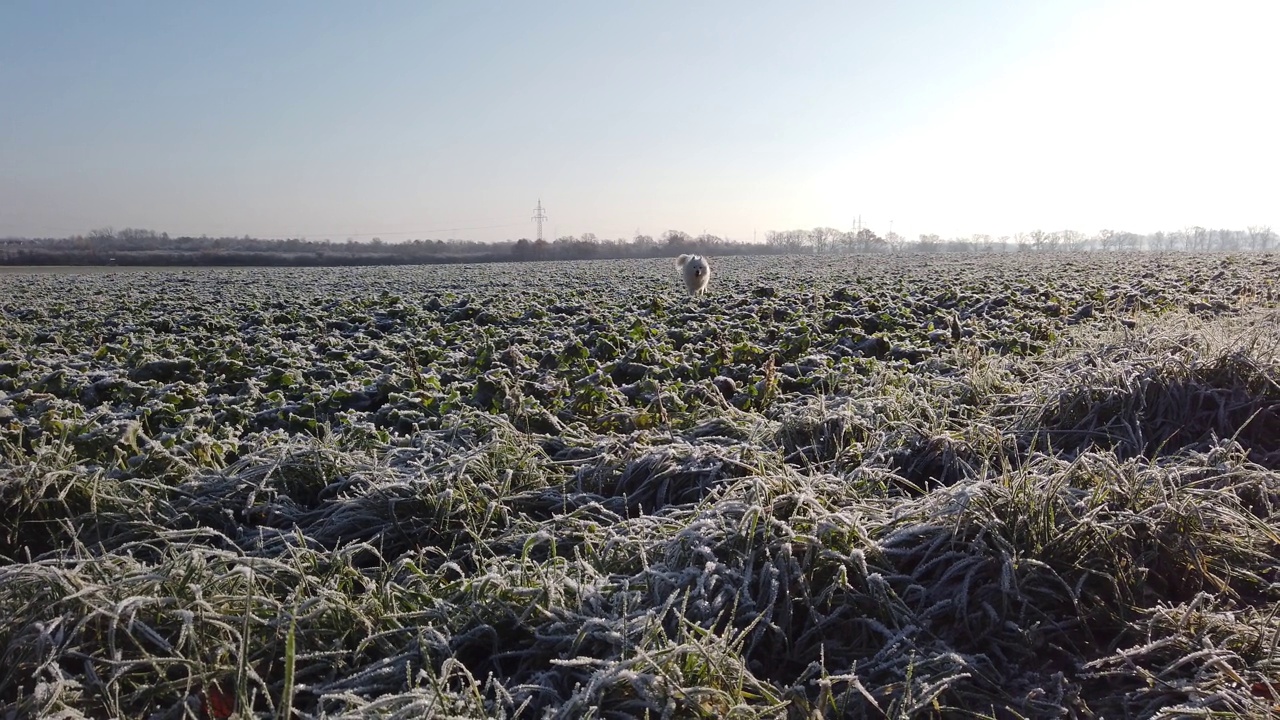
676, 254, 711, 296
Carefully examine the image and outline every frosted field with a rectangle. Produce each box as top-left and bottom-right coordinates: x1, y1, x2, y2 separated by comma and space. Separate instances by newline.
2, 252, 1279, 718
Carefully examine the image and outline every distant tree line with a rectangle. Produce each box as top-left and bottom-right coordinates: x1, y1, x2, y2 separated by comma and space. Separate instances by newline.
763, 226, 1277, 254
1, 224, 1274, 266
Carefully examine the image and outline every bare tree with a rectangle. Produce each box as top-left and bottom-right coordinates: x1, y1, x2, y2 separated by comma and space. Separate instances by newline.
1059, 230, 1085, 251
1095, 229, 1116, 251
695, 232, 724, 250
805, 227, 839, 253
837, 228, 883, 253
1179, 226, 1208, 251
838, 230, 856, 253
764, 230, 809, 253
663, 230, 692, 251
1027, 229, 1053, 252
1247, 225, 1275, 251
784, 230, 807, 253
631, 233, 656, 255
1216, 228, 1243, 252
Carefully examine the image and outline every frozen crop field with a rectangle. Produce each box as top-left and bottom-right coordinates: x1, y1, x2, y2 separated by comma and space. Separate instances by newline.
2, 252, 1279, 718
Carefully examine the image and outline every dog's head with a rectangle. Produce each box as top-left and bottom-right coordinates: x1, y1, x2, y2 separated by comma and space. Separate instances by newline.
684, 255, 709, 279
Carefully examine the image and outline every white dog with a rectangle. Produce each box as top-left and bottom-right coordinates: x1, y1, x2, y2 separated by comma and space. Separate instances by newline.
676, 254, 711, 296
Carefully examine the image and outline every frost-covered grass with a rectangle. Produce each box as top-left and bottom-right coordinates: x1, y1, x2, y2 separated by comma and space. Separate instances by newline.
2, 253, 1279, 718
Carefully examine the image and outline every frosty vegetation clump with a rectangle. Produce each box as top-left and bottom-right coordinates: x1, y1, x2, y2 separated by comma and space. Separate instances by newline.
1, 253, 1279, 718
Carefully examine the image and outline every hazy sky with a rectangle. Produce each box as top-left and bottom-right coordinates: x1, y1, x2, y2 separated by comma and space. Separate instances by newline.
2, 1, 1275, 243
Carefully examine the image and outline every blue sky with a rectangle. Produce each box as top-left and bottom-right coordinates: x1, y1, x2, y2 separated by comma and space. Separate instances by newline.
1, 1, 1275, 243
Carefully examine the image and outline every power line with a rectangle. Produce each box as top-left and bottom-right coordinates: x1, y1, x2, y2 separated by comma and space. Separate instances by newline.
531, 199, 547, 242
